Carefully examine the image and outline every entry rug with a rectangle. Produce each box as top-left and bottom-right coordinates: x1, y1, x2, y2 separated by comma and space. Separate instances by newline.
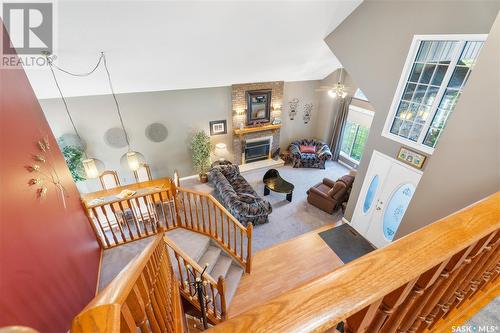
319, 223, 376, 264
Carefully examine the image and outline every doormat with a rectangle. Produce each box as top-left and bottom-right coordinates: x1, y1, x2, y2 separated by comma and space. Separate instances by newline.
319, 223, 376, 264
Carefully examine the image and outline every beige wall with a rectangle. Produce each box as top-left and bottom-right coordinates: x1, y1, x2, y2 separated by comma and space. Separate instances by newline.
325, 1, 499, 235
282, 80, 321, 145
397, 12, 500, 237
41, 80, 321, 192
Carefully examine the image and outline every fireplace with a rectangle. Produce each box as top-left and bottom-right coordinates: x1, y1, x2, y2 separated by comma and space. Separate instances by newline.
244, 137, 272, 163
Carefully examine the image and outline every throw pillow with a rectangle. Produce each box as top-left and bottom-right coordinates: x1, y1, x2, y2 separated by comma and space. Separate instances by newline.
300, 145, 316, 154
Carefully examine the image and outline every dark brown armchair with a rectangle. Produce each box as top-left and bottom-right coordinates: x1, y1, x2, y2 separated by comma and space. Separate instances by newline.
307, 174, 355, 214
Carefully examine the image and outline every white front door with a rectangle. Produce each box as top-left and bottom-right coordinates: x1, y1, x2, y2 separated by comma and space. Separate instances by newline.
351, 150, 422, 248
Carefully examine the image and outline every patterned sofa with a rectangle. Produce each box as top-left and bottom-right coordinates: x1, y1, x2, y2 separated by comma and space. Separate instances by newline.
289, 139, 332, 169
208, 164, 272, 226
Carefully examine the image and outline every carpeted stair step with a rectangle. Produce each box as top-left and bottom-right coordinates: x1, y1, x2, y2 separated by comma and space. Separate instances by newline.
223, 264, 244, 306
166, 228, 210, 262
210, 254, 232, 280
197, 246, 221, 275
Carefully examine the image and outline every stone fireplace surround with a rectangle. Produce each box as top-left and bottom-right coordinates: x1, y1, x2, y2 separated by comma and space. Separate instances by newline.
231, 81, 284, 165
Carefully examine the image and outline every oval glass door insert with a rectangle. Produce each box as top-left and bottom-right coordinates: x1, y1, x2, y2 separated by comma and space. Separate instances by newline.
383, 183, 416, 240
363, 175, 379, 214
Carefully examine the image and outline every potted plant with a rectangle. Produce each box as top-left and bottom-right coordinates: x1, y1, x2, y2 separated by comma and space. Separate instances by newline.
60, 145, 86, 182
191, 130, 212, 183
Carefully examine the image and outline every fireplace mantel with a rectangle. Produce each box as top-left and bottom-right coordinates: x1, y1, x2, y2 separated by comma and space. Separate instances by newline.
233, 124, 282, 137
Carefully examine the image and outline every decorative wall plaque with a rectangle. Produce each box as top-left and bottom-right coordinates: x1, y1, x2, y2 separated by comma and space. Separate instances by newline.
397, 147, 426, 169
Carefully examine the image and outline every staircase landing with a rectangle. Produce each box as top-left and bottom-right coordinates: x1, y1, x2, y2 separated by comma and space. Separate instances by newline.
98, 237, 153, 291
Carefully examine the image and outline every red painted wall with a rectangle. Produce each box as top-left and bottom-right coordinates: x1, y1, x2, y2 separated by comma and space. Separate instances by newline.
0, 23, 101, 332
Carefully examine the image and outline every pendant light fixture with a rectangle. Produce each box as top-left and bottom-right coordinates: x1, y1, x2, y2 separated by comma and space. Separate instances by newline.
46, 53, 105, 179
328, 68, 348, 99
101, 53, 146, 172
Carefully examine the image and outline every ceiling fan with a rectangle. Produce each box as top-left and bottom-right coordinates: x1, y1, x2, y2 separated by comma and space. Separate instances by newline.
316, 68, 349, 99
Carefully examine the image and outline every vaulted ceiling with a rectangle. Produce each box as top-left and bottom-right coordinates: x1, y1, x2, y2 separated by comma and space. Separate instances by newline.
23, 1, 362, 99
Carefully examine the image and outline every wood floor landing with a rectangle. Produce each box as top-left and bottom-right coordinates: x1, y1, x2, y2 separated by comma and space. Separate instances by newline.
228, 223, 344, 318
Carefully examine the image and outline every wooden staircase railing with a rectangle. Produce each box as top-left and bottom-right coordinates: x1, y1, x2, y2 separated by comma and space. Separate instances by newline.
70, 234, 184, 333
82, 179, 178, 249
207, 192, 500, 333
175, 187, 252, 273
164, 236, 228, 323
79, 179, 252, 328
81, 180, 252, 274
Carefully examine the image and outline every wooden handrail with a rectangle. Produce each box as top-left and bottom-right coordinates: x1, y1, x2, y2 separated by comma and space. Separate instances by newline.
208, 192, 500, 332
81, 178, 174, 204
82, 183, 177, 249
164, 235, 228, 323
164, 235, 218, 286
176, 187, 252, 273
71, 234, 184, 332
81, 180, 252, 275
177, 187, 247, 231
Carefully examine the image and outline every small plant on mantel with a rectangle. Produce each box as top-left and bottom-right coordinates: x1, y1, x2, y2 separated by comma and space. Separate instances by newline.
191, 130, 212, 183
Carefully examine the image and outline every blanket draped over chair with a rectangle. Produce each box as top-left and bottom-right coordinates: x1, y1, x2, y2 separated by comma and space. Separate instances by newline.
288, 139, 332, 169
208, 165, 272, 226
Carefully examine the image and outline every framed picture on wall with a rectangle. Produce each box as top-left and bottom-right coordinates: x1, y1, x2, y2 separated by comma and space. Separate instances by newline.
209, 120, 227, 136
397, 147, 427, 169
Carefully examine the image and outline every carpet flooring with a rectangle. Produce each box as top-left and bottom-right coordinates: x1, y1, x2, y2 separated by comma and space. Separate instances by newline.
181, 161, 350, 252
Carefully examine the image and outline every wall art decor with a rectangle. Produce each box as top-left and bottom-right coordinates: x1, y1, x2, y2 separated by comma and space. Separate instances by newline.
397, 146, 427, 169
28, 137, 68, 208
288, 98, 299, 120
209, 120, 227, 136
303, 103, 313, 124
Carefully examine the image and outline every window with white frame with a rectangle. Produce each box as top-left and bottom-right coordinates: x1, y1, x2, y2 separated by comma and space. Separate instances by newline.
383, 35, 485, 153
340, 105, 374, 164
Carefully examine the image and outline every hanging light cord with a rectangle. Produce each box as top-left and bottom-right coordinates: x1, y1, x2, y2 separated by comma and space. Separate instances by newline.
48, 53, 104, 77
47, 52, 132, 151
46, 55, 88, 158
102, 53, 131, 150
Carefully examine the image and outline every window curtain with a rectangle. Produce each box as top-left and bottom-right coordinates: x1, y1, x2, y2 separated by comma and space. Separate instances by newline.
329, 96, 352, 161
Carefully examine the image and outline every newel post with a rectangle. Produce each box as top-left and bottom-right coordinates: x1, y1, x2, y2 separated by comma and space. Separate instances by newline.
170, 179, 183, 228
246, 223, 253, 273
217, 276, 227, 320
81, 199, 106, 249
